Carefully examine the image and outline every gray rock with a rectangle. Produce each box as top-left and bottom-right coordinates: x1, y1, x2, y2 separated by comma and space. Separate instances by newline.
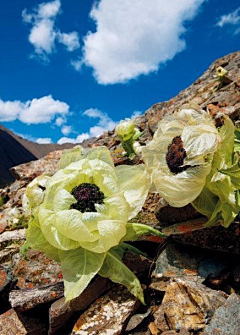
9, 282, 64, 311
202, 293, 240, 335
0, 229, 26, 249
151, 242, 229, 292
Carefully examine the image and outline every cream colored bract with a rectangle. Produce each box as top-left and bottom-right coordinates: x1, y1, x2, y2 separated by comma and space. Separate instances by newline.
25, 146, 154, 302
142, 108, 221, 207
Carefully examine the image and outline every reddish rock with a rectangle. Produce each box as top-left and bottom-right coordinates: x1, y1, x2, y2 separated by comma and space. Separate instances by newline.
0, 264, 13, 292
12, 249, 62, 289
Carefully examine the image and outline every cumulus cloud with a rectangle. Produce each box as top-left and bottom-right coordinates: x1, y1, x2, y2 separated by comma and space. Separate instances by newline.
216, 7, 240, 34
131, 111, 142, 119
57, 133, 90, 145
57, 108, 117, 144
57, 32, 80, 51
79, 0, 205, 84
61, 125, 73, 136
0, 95, 69, 124
36, 137, 53, 144
22, 0, 80, 59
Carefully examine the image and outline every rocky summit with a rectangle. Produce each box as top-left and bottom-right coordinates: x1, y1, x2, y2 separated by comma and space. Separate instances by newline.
0, 51, 239, 335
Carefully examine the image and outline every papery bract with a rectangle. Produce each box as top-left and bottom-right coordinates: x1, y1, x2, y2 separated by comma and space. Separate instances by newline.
142, 108, 221, 207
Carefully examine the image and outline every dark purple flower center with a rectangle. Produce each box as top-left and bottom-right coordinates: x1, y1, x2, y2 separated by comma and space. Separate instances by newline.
71, 183, 104, 213
166, 136, 190, 174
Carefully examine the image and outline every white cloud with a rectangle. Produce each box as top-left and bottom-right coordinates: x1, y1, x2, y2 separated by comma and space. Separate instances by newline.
83, 108, 117, 137
80, 0, 205, 84
55, 116, 66, 126
71, 58, 84, 71
57, 108, 117, 144
216, 7, 240, 34
23, 0, 80, 59
0, 95, 69, 124
57, 133, 90, 145
29, 20, 56, 55
57, 32, 80, 51
61, 125, 73, 136
131, 111, 142, 119
36, 137, 52, 144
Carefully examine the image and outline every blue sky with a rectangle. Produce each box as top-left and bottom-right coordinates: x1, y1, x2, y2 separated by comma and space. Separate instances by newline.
0, 0, 239, 144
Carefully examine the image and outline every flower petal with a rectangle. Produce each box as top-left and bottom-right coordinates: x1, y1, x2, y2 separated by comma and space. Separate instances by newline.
83, 146, 114, 168
38, 208, 80, 250
152, 164, 212, 207
79, 220, 126, 253
116, 165, 150, 220
182, 125, 220, 160
53, 188, 76, 212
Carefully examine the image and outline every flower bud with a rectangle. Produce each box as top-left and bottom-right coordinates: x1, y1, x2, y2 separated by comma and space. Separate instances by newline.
115, 119, 135, 141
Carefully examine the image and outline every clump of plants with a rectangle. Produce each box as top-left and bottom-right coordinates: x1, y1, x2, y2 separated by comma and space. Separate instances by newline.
23, 107, 239, 305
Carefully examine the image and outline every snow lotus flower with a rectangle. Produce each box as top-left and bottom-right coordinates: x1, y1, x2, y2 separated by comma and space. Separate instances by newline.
142, 108, 221, 207
115, 119, 135, 141
25, 146, 162, 302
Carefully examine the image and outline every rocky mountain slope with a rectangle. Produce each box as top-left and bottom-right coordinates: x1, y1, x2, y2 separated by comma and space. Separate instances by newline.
0, 51, 239, 335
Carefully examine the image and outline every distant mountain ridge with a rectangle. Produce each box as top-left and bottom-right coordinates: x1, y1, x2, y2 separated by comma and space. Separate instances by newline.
0, 124, 75, 187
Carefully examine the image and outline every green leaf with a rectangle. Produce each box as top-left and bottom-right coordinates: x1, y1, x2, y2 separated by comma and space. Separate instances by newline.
192, 187, 218, 218
59, 146, 82, 169
234, 128, 240, 152
218, 116, 235, 166
219, 153, 240, 189
121, 222, 165, 243
20, 241, 30, 260
59, 247, 106, 302
99, 249, 145, 304
120, 242, 148, 257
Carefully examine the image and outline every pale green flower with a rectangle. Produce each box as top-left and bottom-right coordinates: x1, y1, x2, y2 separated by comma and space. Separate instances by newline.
142, 108, 221, 207
25, 146, 161, 303
22, 175, 50, 217
115, 119, 135, 141
216, 66, 227, 79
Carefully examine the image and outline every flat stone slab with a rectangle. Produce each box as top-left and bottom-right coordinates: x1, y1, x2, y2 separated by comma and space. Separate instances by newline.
9, 282, 64, 311
151, 242, 229, 291
153, 278, 226, 332
12, 249, 62, 289
71, 285, 141, 335
49, 276, 112, 335
171, 222, 240, 254
0, 229, 26, 249
202, 293, 240, 335
0, 309, 46, 335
